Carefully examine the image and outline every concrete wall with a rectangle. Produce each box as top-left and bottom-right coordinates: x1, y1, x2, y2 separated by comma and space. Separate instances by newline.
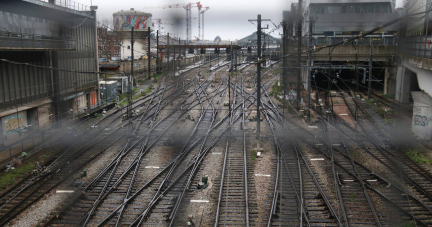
412, 91, 432, 139
384, 66, 397, 95
1, 110, 28, 146
119, 58, 156, 72
37, 103, 55, 130
395, 66, 413, 103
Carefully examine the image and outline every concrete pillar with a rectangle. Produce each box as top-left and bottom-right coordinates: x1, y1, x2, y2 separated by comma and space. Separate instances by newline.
395, 66, 411, 103
384, 68, 389, 95
412, 91, 432, 140
301, 67, 308, 90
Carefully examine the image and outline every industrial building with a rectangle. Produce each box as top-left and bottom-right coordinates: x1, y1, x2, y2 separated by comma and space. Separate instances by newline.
0, 0, 99, 147
112, 8, 153, 61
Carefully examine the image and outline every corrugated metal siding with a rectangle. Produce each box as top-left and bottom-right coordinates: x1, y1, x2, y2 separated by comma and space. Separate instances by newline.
0, 11, 97, 109
57, 17, 97, 95
0, 51, 52, 108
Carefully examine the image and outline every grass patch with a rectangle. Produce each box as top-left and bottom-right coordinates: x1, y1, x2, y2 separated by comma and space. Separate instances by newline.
366, 98, 378, 104
0, 163, 35, 191
406, 150, 432, 164
0, 150, 57, 192
398, 222, 415, 227
383, 94, 395, 99
348, 193, 356, 202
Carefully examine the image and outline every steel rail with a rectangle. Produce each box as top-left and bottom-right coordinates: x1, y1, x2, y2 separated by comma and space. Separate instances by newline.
331, 117, 383, 227
320, 121, 349, 226
261, 82, 431, 226
168, 77, 228, 224
257, 81, 344, 226
95, 88, 257, 226
128, 84, 257, 226
89, 70, 224, 226
61, 63, 213, 226
28, 57, 218, 227
214, 141, 229, 227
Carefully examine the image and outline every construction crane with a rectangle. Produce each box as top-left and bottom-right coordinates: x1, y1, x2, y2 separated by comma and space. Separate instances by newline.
153, 18, 174, 31
200, 7, 209, 41
143, 2, 201, 43
197, 2, 202, 42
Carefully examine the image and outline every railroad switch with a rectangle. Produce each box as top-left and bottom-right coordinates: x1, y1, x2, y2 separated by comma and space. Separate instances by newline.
196, 182, 205, 189
81, 169, 87, 177
196, 175, 208, 189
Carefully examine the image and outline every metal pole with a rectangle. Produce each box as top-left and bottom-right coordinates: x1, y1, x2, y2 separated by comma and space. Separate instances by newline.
156, 30, 159, 74
296, 0, 303, 109
129, 27, 134, 120
230, 42, 233, 115
368, 47, 373, 99
328, 47, 332, 107
167, 33, 170, 72
355, 44, 359, 93
173, 36, 175, 74
282, 21, 288, 106
148, 27, 151, 80
178, 38, 181, 69
306, 17, 313, 124
75, 71, 78, 119
257, 14, 262, 137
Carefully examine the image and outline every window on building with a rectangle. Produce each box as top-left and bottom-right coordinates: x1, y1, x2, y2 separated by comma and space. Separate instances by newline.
333, 5, 341, 13
347, 5, 355, 13
367, 4, 374, 13
341, 5, 347, 13
326, 5, 333, 14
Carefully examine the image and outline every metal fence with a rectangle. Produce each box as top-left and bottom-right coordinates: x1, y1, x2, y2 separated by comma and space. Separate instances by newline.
43, 0, 90, 11
398, 35, 432, 59
0, 31, 76, 50
0, 99, 116, 161
303, 36, 397, 46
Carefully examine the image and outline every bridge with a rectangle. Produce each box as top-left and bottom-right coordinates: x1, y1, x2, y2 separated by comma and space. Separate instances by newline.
158, 41, 240, 50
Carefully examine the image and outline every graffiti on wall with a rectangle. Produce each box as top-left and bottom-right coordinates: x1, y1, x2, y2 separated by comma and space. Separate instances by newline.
3, 115, 25, 134
414, 115, 430, 127
113, 15, 151, 30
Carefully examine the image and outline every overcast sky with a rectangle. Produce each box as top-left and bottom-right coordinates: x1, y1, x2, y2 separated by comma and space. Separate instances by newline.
78, 0, 405, 41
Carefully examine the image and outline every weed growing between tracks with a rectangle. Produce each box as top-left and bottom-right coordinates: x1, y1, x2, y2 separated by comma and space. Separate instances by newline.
0, 149, 58, 192
398, 221, 416, 227
406, 149, 432, 165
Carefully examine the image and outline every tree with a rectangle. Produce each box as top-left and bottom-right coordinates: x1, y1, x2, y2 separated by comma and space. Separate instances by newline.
97, 18, 122, 61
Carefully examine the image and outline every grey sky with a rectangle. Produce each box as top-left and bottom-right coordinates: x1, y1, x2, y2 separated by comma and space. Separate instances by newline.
80, 0, 405, 41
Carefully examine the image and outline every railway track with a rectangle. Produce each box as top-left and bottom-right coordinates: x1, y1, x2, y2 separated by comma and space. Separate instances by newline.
0, 58, 224, 226
8, 57, 432, 227
41, 60, 232, 226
